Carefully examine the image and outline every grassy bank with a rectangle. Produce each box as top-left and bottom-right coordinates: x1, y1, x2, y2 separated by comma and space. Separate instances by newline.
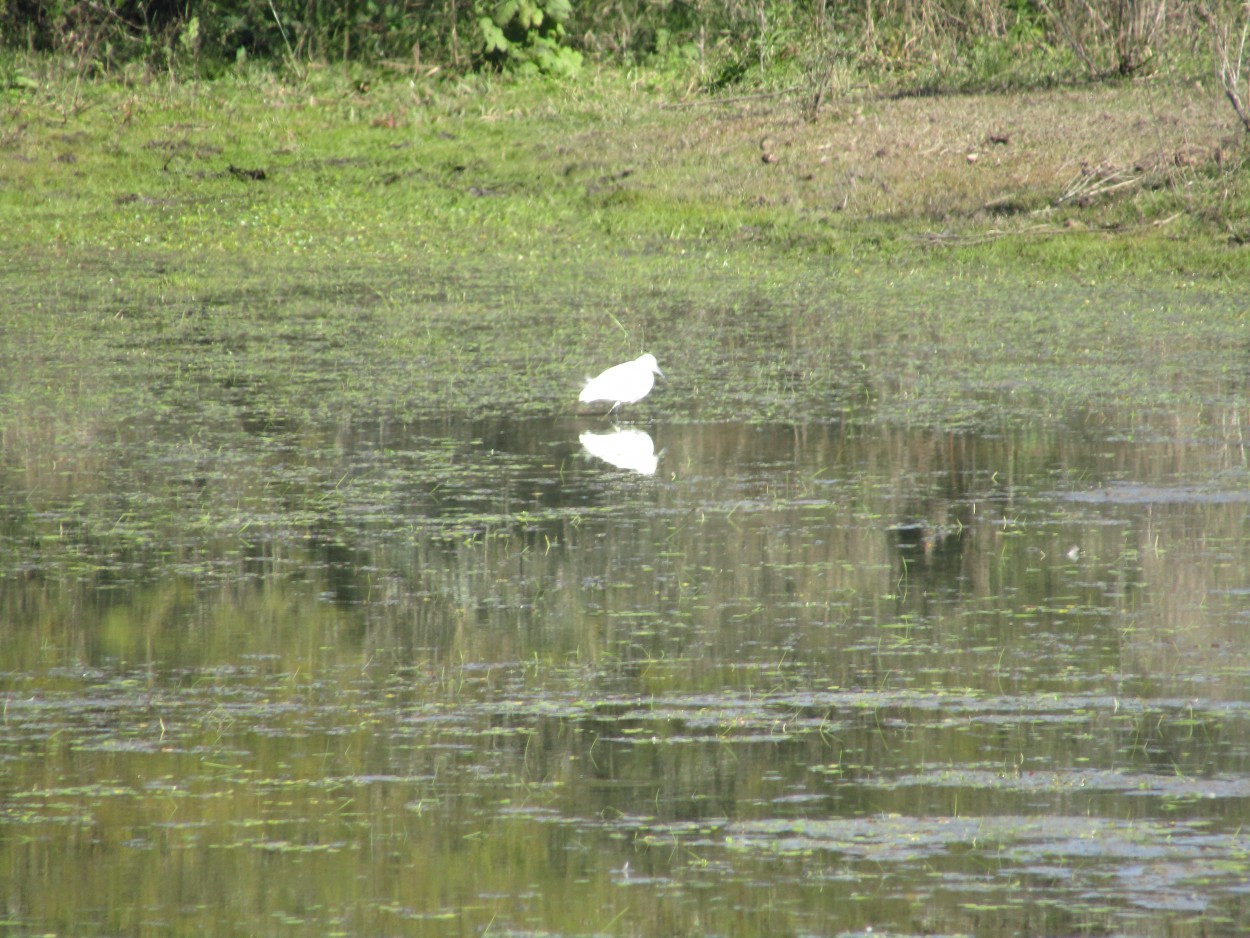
1, 55, 1248, 286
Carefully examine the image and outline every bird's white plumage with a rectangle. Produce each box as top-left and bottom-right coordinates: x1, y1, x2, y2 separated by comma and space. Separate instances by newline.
579, 353, 664, 412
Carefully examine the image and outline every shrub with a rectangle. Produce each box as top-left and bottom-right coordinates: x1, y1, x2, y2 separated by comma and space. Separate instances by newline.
478, 0, 582, 76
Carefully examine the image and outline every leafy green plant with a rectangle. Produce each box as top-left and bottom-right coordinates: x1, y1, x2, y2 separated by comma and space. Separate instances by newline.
479, 0, 582, 76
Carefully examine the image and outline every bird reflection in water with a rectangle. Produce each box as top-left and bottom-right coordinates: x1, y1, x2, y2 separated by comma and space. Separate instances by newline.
579, 428, 659, 475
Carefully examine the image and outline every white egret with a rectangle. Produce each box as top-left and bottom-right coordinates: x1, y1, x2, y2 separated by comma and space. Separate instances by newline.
578, 353, 664, 413
580, 428, 659, 475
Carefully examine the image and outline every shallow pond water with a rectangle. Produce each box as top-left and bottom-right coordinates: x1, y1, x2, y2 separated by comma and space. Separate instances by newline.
2, 253, 1250, 936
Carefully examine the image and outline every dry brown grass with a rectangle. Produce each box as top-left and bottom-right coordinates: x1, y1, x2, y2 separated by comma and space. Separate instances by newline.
592, 76, 1241, 236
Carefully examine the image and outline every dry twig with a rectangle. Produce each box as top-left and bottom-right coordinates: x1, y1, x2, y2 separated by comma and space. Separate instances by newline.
1196, 0, 1250, 134
1054, 162, 1144, 206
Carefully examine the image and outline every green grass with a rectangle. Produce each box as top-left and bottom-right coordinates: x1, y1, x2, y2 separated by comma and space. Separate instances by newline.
3, 55, 1248, 280
2, 54, 1248, 439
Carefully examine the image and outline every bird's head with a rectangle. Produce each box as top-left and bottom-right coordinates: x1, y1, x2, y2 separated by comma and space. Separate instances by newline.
638, 353, 664, 378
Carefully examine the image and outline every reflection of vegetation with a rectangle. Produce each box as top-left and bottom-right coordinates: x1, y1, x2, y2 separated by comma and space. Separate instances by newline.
5, 398, 1250, 935
6, 405, 1250, 688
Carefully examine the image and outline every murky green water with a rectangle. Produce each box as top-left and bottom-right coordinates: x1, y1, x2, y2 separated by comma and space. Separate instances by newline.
3, 251, 1250, 936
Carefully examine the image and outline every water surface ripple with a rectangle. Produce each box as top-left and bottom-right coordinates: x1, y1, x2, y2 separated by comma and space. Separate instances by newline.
2, 268, 1249, 936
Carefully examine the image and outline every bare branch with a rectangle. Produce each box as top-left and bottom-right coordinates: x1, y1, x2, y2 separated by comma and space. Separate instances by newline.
1196, 1, 1250, 134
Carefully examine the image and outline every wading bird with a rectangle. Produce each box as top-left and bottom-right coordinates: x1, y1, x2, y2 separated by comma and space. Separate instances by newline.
578, 353, 664, 414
